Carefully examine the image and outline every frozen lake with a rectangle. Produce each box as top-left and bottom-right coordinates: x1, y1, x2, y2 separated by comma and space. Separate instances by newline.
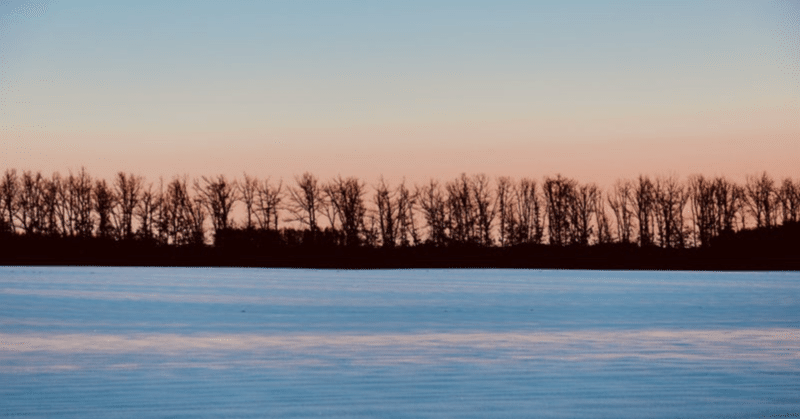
1, 267, 798, 418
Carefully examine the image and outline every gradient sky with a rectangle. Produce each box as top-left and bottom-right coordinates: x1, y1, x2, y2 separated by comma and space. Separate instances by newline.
1, 0, 799, 186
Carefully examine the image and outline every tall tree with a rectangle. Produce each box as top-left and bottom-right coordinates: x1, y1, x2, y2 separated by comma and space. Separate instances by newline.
16, 171, 45, 235
286, 172, 323, 236
495, 176, 514, 247
0, 169, 19, 235
164, 176, 205, 246
195, 175, 238, 238
513, 178, 544, 245
713, 177, 742, 234
395, 180, 418, 247
256, 178, 282, 231
653, 176, 687, 249
445, 174, 475, 244
68, 168, 95, 238
570, 183, 597, 246
745, 172, 777, 229
240, 173, 259, 230
113, 172, 142, 240
688, 175, 716, 247
608, 179, 634, 244
543, 174, 576, 246
633, 175, 655, 247
778, 177, 799, 225
374, 177, 396, 248
471, 174, 495, 247
417, 179, 447, 246
593, 188, 613, 245
326, 176, 367, 247
94, 179, 116, 239
136, 182, 157, 241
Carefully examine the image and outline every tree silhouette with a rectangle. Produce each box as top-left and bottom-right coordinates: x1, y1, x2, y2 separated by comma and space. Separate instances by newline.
543, 175, 575, 247
113, 172, 142, 240
136, 182, 157, 241
571, 183, 597, 246
256, 177, 282, 231
445, 174, 474, 244
417, 179, 447, 246
326, 176, 367, 247
1, 166, 798, 271
195, 175, 238, 239
395, 180, 418, 247
778, 177, 799, 225
513, 178, 544, 245
495, 176, 513, 247
471, 174, 495, 247
608, 179, 634, 244
68, 168, 95, 238
593, 187, 612, 244
94, 179, 116, 239
287, 172, 323, 239
653, 176, 687, 249
17, 171, 46, 236
745, 172, 777, 229
0, 169, 18, 235
633, 175, 655, 247
374, 177, 396, 248
163, 176, 205, 246
240, 173, 258, 230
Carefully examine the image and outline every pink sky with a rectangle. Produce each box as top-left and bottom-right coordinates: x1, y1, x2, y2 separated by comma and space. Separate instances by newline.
2, 0, 799, 187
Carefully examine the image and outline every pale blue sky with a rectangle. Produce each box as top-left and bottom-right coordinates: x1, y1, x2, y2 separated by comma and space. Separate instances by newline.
2, 0, 798, 184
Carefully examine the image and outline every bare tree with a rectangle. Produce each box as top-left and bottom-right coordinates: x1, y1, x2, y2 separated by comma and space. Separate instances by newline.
286, 172, 323, 235
256, 178, 282, 230
688, 175, 716, 247
136, 182, 157, 241
713, 177, 742, 234
513, 178, 544, 245
240, 173, 258, 230
471, 174, 495, 246
778, 177, 799, 225
608, 179, 634, 244
16, 171, 45, 235
113, 172, 142, 240
593, 188, 613, 244
326, 176, 367, 247
571, 183, 597, 246
495, 176, 514, 247
195, 175, 238, 238
164, 176, 205, 246
395, 180, 418, 247
745, 172, 777, 229
94, 179, 116, 239
633, 175, 656, 247
543, 174, 576, 246
374, 177, 396, 248
653, 176, 687, 248
445, 174, 475, 244
67, 168, 95, 238
0, 169, 18, 234
417, 179, 447, 246
40, 173, 61, 236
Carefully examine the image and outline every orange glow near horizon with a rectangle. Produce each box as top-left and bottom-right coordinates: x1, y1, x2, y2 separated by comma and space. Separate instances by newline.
2, 1, 799, 187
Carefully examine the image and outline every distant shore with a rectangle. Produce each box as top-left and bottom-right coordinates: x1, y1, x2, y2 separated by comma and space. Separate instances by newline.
2, 222, 798, 270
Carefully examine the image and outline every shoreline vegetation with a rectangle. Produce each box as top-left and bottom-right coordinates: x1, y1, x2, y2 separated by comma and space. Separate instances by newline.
0, 169, 798, 270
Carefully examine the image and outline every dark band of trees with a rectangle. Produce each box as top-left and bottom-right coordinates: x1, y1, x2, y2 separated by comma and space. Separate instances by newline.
1, 168, 798, 269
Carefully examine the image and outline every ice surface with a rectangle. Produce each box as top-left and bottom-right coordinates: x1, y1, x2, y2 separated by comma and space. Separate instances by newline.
1, 267, 798, 418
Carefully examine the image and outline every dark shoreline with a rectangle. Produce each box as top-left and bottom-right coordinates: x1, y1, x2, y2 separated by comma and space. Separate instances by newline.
2, 223, 799, 271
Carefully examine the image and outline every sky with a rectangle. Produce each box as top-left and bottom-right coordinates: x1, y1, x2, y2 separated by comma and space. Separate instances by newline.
1, 0, 799, 186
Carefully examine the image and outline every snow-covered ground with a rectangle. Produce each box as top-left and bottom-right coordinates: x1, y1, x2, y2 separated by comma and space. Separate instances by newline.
1, 267, 798, 418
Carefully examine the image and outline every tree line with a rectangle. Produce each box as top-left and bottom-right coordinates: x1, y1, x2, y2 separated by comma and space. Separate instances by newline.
0, 168, 798, 250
